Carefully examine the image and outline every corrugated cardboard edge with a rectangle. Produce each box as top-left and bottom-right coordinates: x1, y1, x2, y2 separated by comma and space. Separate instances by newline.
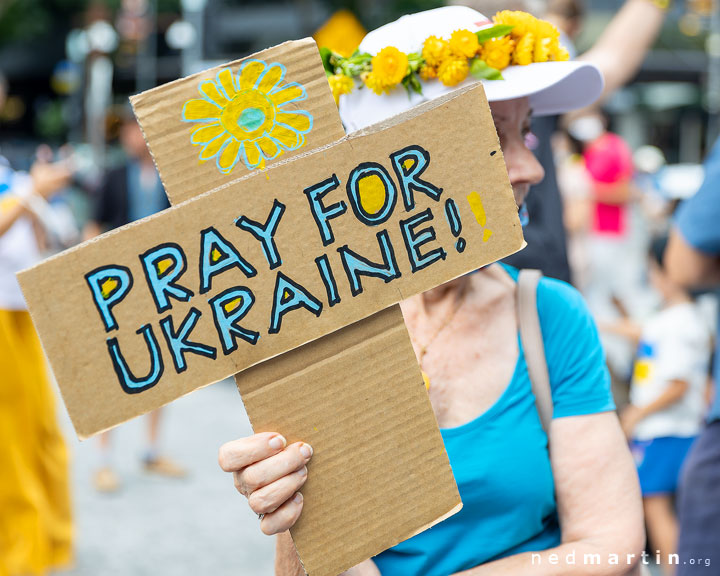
129, 38, 343, 205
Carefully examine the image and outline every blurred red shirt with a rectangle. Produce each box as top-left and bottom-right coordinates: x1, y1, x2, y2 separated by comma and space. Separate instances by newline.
583, 132, 634, 235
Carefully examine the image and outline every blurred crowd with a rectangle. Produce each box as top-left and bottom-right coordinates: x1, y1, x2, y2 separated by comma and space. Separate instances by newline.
1, 0, 719, 575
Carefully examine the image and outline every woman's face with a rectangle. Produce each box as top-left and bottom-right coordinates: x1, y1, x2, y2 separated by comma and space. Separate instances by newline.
489, 97, 545, 209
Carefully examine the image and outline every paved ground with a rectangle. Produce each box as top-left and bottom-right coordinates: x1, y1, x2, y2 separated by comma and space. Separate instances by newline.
55, 378, 275, 576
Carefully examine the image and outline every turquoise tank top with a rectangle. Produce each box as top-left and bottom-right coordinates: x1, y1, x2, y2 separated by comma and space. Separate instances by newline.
372, 266, 615, 575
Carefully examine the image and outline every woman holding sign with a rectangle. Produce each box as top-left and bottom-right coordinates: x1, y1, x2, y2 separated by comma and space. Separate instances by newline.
219, 7, 643, 575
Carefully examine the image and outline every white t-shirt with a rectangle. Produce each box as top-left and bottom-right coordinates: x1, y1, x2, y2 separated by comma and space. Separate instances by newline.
0, 162, 40, 310
630, 301, 711, 440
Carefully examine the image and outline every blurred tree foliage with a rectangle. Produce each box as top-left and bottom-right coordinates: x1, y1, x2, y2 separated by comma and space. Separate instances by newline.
0, 0, 180, 49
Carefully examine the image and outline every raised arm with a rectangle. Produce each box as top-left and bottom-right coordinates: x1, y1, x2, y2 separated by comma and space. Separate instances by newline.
453, 412, 645, 576
665, 229, 720, 289
0, 162, 71, 237
579, 0, 666, 100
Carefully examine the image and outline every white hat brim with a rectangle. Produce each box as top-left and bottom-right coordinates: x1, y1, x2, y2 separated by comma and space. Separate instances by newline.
481, 60, 604, 116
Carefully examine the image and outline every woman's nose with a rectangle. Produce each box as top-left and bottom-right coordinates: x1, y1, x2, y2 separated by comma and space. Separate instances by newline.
505, 141, 545, 188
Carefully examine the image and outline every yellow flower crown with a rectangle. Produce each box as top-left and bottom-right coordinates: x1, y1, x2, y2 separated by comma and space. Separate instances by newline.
321, 11, 570, 104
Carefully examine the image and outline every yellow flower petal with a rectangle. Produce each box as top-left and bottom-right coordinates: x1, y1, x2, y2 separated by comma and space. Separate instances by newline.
256, 64, 284, 94
217, 68, 237, 99
200, 134, 230, 160
275, 111, 311, 132
256, 136, 280, 159
268, 83, 305, 106
422, 35, 450, 68
242, 140, 262, 167
183, 98, 221, 122
199, 80, 228, 107
218, 139, 241, 172
191, 123, 225, 144
238, 60, 266, 91
371, 46, 408, 87
513, 33, 535, 65
438, 58, 469, 86
269, 124, 301, 150
449, 29, 480, 59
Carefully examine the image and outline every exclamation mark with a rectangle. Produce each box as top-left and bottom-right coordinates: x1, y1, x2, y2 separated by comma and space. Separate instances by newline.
444, 198, 466, 253
467, 191, 493, 242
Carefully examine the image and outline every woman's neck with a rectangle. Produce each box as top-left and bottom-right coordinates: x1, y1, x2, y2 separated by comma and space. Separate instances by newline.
421, 276, 469, 309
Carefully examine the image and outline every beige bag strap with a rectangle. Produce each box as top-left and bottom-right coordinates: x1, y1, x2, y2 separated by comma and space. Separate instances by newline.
517, 269, 553, 436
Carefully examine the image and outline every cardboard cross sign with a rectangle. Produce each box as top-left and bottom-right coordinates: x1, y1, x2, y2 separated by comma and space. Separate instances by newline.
19, 39, 524, 575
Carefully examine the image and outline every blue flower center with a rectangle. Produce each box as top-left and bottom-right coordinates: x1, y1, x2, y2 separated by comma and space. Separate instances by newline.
238, 107, 265, 132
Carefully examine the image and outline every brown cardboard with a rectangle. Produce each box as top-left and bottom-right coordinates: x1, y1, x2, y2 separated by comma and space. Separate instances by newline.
138, 43, 464, 574
130, 38, 345, 205
238, 305, 462, 576
19, 81, 522, 437
143, 42, 463, 573
19, 82, 523, 439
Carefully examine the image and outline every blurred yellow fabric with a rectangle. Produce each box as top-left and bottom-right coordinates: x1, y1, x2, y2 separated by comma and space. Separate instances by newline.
313, 9, 366, 57
0, 309, 73, 576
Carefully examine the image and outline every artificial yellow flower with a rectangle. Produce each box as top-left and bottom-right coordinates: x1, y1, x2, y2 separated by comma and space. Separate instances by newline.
371, 46, 409, 88
513, 33, 535, 66
328, 74, 354, 105
422, 35, 451, 68
494, 10, 538, 39
438, 57, 469, 86
555, 46, 570, 61
419, 64, 438, 81
364, 72, 386, 95
449, 29, 480, 58
534, 37, 552, 63
533, 20, 560, 62
481, 36, 515, 70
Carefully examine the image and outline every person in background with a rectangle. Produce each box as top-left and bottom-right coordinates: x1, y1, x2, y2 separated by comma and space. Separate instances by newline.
502, 0, 667, 283
84, 109, 185, 492
0, 71, 74, 576
600, 237, 711, 576
665, 137, 720, 575
544, 0, 584, 57
577, 112, 643, 380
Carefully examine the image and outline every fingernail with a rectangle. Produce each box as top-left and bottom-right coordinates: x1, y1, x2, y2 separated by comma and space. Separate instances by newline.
300, 443, 313, 459
296, 466, 307, 478
268, 435, 286, 450
293, 492, 303, 504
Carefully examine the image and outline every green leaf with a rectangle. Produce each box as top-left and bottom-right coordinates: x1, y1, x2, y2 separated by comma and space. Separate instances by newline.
475, 24, 514, 44
319, 47, 334, 75
469, 58, 504, 81
402, 72, 424, 98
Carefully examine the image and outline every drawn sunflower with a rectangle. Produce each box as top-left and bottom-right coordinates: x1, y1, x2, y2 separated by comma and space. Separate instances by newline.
182, 59, 313, 174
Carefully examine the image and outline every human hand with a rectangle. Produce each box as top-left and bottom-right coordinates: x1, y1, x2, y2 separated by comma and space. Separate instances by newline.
30, 161, 71, 199
619, 405, 643, 440
218, 432, 312, 535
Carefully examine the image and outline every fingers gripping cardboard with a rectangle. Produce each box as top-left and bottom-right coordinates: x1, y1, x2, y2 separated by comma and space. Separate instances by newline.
18, 39, 524, 575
